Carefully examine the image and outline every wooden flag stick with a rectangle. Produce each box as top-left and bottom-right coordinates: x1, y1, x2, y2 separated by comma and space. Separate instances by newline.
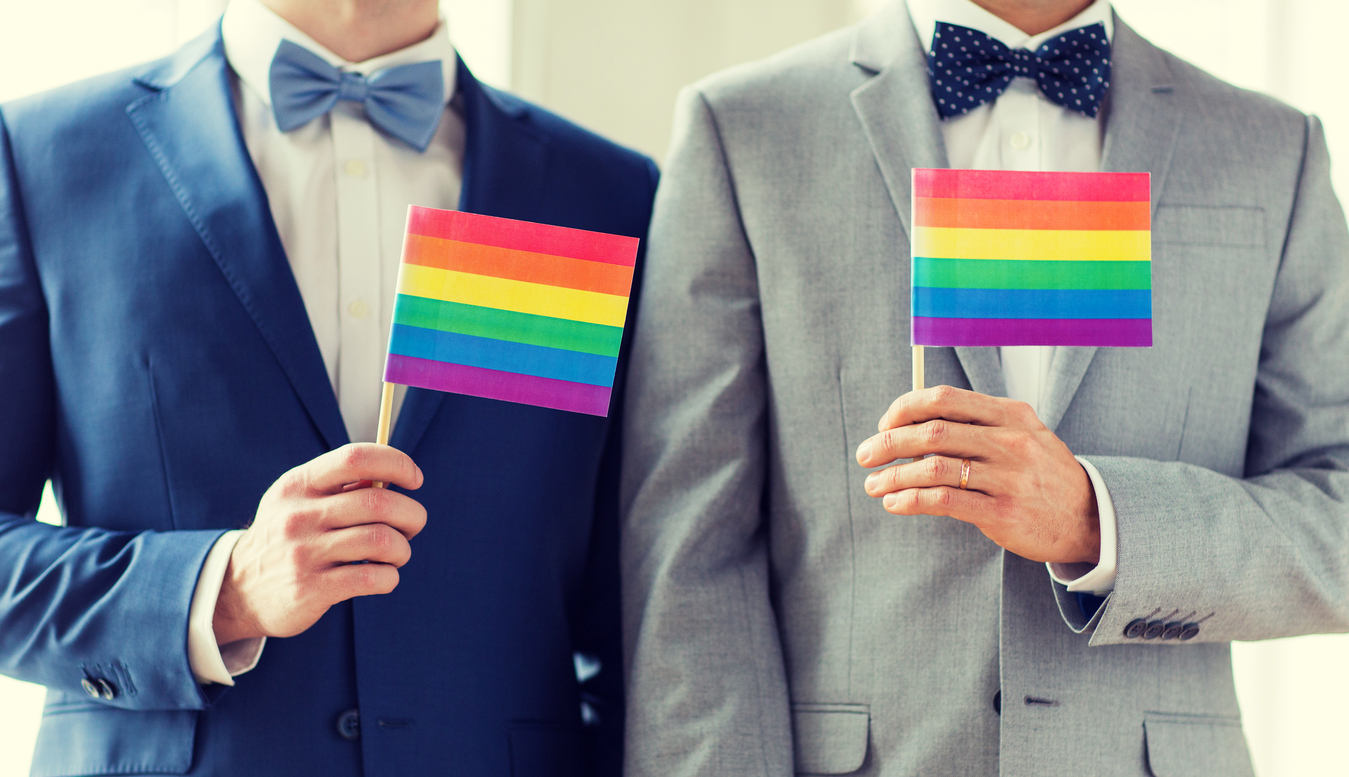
372, 381, 395, 489
911, 345, 924, 464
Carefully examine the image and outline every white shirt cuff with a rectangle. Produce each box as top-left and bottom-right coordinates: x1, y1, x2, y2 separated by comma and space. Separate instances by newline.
1046, 456, 1117, 595
188, 530, 266, 686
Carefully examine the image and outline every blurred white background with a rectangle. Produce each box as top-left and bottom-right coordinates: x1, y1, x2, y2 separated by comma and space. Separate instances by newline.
0, 0, 1345, 775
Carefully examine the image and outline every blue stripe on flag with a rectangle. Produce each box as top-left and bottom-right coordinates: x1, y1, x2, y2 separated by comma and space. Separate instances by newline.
388, 323, 619, 387
911, 287, 1152, 320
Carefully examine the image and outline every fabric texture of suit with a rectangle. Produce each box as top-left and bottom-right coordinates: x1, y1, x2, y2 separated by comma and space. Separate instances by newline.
620, 4, 1349, 776
0, 24, 657, 777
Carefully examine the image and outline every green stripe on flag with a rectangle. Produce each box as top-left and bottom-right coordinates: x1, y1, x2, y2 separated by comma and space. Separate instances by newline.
912, 257, 1151, 290
392, 294, 624, 357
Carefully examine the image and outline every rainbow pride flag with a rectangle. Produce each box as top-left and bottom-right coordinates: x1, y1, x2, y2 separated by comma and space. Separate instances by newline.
383, 207, 639, 416
910, 169, 1152, 347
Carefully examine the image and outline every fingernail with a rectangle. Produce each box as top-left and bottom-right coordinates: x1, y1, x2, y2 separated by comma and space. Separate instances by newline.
864, 472, 879, 493
883, 493, 898, 509
855, 441, 871, 463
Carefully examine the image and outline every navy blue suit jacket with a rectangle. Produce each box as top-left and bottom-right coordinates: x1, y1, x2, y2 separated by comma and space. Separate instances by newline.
0, 26, 657, 777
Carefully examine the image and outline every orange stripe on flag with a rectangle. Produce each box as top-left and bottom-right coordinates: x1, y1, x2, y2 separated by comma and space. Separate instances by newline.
913, 197, 1151, 231
402, 234, 635, 298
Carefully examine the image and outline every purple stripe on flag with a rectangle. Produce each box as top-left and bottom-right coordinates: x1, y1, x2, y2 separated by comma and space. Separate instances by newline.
385, 353, 614, 416
912, 317, 1153, 347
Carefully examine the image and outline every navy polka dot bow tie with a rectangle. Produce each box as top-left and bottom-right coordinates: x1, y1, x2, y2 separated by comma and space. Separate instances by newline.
927, 21, 1111, 120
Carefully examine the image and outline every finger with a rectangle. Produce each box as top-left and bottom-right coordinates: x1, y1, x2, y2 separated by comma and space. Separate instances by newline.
315, 523, 414, 568
320, 487, 429, 540
880, 485, 994, 521
856, 419, 1008, 467
321, 562, 401, 603
864, 455, 996, 497
878, 385, 1037, 433
302, 444, 424, 495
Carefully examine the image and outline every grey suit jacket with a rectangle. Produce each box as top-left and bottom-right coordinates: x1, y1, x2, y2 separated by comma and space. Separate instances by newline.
620, 4, 1349, 777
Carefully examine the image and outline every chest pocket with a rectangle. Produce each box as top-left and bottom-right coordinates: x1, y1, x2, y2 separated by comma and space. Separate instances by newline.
1153, 205, 1264, 247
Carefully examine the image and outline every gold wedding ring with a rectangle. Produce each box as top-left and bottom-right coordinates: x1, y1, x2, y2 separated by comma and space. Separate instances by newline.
959, 458, 970, 490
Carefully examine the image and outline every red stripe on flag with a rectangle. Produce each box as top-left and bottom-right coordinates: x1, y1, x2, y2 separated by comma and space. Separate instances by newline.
913, 170, 1151, 202
406, 207, 639, 267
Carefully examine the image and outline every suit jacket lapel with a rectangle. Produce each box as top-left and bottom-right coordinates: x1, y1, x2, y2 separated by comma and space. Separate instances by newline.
849, 3, 945, 242
388, 58, 549, 455
850, 5, 1006, 398
1038, 15, 1181, 432
127, 27, 349, 450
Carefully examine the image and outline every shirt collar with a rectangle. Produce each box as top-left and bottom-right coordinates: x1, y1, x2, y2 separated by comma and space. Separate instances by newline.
221, 0, 458, 109
906, 0, 1113, 56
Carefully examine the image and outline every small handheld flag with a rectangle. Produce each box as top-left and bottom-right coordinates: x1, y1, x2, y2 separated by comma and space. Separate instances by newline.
379, 206, 639, 438
905, 168, 1151, 405
910, 168, 1152, 348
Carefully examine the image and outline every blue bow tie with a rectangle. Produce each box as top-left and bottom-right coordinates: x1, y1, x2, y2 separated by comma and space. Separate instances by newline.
927, 22, 1111, 120
268, 39, 445, 151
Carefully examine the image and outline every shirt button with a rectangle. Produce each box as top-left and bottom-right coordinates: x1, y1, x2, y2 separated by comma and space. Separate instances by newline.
343, 159, 367, 178
348, 299, 370, 319
1010, 131, 1031, 150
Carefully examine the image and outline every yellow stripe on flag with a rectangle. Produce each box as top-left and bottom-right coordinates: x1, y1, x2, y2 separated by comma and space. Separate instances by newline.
398, 263, 630, 328
912, 227, 1151, 262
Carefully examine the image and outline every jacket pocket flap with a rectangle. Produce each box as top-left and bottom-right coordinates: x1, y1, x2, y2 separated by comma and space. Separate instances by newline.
791, 703, 869, 775
32, 704, 197, 777
1144, 712, 1253, 777
1153, 205, 1265, 247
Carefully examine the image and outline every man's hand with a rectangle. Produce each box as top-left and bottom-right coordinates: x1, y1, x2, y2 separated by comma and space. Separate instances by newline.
855, 386, 1099, 565
213, 443, 427, 645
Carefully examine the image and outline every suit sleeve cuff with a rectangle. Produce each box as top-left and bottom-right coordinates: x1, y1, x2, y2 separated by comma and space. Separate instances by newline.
187, 530, 265, 686
1046, 456, 1117, 595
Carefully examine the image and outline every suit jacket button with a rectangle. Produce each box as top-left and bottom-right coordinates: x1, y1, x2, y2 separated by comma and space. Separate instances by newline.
993, 690, 1001, 715
96, 679, 118, 700
1161, 622, 1184, 640
1179, 624, 1201, 640
81, 679, 100, 698
1142, 620, 1166, 639
337, 708, 360, 741
1123, 619, 1147, 638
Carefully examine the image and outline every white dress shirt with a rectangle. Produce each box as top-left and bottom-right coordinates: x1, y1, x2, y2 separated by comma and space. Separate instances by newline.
906, 0, 1119, 596
187, 0, 466, 685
